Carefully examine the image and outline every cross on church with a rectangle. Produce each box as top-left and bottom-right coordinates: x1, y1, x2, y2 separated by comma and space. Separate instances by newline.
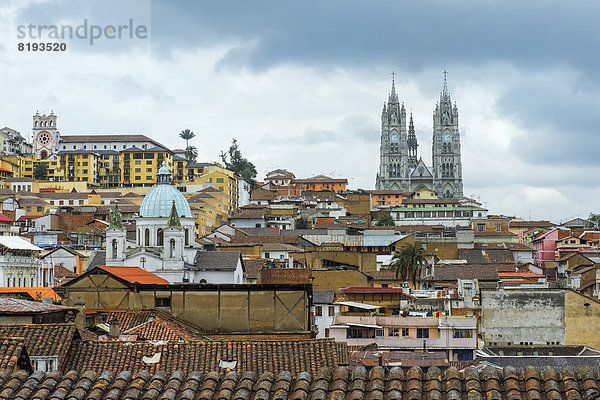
391, 70, 395, 81
442, 70, 447, 81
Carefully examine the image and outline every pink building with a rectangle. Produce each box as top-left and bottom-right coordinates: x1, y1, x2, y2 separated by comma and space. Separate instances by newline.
329, 315, 477, 361
532, 228, 571, 268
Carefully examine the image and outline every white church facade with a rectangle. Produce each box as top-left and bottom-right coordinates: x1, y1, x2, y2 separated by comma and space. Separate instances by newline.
105, 164, 244, 284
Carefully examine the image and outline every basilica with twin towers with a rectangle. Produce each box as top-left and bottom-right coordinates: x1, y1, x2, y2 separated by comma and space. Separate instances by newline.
376, 72, 464, 198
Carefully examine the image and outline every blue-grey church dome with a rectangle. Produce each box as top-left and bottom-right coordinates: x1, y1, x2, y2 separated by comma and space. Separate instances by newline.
139, 164, 192, 218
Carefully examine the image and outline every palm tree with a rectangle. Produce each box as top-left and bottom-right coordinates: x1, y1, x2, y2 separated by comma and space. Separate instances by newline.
387, 243, 427, 288
179, 129, 195, 149
185, 146, 198, 163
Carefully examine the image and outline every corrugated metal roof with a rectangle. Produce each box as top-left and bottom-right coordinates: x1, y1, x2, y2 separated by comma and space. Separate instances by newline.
301, 234, 407, 247
0, 236, 42, 250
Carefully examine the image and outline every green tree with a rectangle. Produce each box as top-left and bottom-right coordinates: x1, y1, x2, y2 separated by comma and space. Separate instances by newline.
387, 243, 427, 288
179, 129, 195, 149
376, 214, 395, 226
179, 129, 196, 162
33, 162, 48, 180
587, 213, 600, 229
185, 146, 198, 163
296, 216, 309, 229
220, 138, 257, 186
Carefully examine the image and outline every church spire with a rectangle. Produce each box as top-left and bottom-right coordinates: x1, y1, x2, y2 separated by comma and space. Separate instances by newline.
388, 71, 399, 104
407, 112, 418, 164
108, 204, 124, 229
166, 200, 182, 228
440, 69, 452, 103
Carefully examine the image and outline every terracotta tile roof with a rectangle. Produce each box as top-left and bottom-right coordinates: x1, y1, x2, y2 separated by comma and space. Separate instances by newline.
313, 290, 335, 304
230, 235, 299, 245
88, 310, 203, 341
0, 297, 75, 314
86, 251, 106, 270
474, 242, 535, 251
0, 338, 29, 378
0, 287, 60, 301
63, 339, 341, 376
60, 134, 166, 148
2, 365, 600, 399
0, 323, 78, 364
55, 264, 78, 279
236, 227, 280, 236
474, 230, 518, 237
243, 258, 268, 280
98, 266, 170, 285
433, 264, 500, 281
458, 249, 515, 264
193, 251, 241, 271
509, 220, 555, 228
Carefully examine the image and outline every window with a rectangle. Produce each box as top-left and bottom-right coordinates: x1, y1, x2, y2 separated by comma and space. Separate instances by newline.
453, 329, 472, 339
135, 160, 141, 165
26, 207, 31, 212
389, 328, 400, 337
37, 206, 42, 212
496, 225, 502, 232
217, 178, 224, 183
477, 224, 485, 232
417, 328, 429, 338
325, 328, 330, 338
135, 168, 141, 173
315, 306, 322, 316
402, 328, 409, 337
264, 252, 270, 258
82, 162, 88, 166
155, 297, 171, 307
375, 329, 384, 337
329, 306, 335, 316
218, 186, 224, 192
205, 178, 212, 183
146, 168, 152, 172
146, 160, 152, 165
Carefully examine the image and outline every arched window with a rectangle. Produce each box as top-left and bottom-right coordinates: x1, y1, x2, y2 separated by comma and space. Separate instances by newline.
185, 228, 189, 246
12, 277, 15, 287
144, 228, 150, 246
157, 228, 164, 246
170, 239, 176, 258
112, 239, 118, 258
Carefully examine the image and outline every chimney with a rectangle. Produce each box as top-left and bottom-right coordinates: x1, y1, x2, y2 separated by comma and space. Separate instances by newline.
73, 299, 86, 327
108, 319, 121, 338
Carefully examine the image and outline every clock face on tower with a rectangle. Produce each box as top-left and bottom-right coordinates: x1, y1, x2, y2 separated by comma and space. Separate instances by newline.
390, 133, 399, 142
37, 131, 52, 146
443, 132, 451, 142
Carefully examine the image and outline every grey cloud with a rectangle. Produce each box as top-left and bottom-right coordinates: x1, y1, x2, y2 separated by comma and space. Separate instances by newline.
151, 0, 600, 78
502, 75, 600, 166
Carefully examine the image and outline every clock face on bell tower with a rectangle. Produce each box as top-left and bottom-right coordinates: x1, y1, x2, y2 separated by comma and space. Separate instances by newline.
32, 112, 59, 160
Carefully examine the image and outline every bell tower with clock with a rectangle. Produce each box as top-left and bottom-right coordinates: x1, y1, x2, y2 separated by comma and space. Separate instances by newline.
376, 73, 409, 191
432, 71, 463, 198
33, 111, 60, 160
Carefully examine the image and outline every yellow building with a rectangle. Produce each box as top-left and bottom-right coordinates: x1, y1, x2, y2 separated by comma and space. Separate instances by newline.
120, 147, 173, 187
185, 163, 238, 216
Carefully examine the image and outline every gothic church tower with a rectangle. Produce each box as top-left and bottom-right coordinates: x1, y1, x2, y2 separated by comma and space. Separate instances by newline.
376, 71, 464, 198
432, 72, 463, 198
376, 76, 409, 190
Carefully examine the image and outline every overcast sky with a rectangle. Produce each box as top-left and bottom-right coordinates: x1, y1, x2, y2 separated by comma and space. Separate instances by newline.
1, 0, 599, 222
